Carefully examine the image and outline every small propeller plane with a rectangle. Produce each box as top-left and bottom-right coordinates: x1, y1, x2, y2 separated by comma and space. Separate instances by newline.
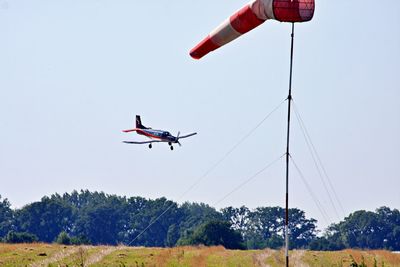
123, 115, 197, 150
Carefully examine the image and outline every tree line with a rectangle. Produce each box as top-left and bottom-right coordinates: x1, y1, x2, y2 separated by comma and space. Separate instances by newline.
0, 191, 398, 250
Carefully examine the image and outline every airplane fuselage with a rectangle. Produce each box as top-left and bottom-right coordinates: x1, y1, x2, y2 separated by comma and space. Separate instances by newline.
137, 128, 177, 143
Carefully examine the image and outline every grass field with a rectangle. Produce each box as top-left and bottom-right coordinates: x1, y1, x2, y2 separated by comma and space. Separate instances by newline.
0, 243, 399, 267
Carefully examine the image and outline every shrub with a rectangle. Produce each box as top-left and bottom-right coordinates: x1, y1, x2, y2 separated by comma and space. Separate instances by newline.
70, 235, 91, 245
177, 221, 245, 249
55, 231, 71, 245
4, 231, 38, 243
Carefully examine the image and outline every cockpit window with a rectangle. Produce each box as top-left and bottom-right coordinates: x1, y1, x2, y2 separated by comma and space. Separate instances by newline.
163, 132, 170, 137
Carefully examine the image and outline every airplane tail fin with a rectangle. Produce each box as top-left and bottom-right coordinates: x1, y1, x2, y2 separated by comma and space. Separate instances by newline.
136, 115, 147, 129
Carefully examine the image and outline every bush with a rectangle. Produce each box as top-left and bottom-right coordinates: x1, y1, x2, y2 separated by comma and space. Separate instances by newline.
55, 231, 71, 245
70, 235, 91, 245
177, 221, 245, 249
4, 231, 38, 243
55, 232, 91, 245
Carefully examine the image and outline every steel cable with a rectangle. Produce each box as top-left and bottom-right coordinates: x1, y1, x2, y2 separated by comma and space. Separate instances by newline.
293, 101, 346, 219
213, 154, 285, 206
290, 155, 331, 225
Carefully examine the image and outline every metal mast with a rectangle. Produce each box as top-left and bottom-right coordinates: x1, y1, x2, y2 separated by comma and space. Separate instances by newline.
285, 22, 295, 267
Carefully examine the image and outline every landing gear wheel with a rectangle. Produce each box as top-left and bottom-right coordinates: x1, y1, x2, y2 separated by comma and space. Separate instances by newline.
168, 142, 172, 146
170, 146, 174, 151
149, 144, 152, 149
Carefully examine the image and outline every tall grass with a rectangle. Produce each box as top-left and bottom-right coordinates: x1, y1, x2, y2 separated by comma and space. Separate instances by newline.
0, 244, 399, 267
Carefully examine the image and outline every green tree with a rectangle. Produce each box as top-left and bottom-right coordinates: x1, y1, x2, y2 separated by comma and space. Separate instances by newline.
166, 224, 180, 247
55, 231, 71, 245
222, 206, 283, 249
15, 196, 74, 242
128, 197, 183, 247
249, 207, 283, 241
178, 202, 224, 243
244, 207, 317, 249
221, 206, 250, 233
376, 207, 400, 250
177, 221, 245, 249
0, 195, 13, 238
287, 208, 318, 248
73, 195, 127, 245
323, 207, 400, 250
245, 207, 284, 249
4, 231, 38, 243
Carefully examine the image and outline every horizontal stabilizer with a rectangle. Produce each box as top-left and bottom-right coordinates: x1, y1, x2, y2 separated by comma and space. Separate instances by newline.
122, 129, 138, 133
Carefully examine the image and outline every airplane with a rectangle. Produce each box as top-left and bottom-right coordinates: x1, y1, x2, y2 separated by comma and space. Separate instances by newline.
122, 115, 197, 150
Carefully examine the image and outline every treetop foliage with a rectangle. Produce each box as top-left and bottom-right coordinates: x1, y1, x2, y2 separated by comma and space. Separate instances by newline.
0, 191, 398, 250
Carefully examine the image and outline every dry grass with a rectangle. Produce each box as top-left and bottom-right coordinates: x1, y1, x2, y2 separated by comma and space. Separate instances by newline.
303, 249, 400, 267
0, 243, 75, 267
30, 245, 79, 267
93, 245, 265, 267
0, 243, 399, 267
252, 249, 273, 267
85, 246, 119, 266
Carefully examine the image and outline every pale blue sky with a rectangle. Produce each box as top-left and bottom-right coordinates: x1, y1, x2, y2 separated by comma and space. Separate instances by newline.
0, 0, 399, 230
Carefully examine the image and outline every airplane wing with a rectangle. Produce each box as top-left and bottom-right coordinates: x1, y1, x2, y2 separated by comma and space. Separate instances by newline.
178, 132, 197, 139
123, 140, 163, 144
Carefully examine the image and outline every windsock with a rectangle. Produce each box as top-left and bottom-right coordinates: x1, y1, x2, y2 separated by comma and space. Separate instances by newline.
190, 0, 315, 59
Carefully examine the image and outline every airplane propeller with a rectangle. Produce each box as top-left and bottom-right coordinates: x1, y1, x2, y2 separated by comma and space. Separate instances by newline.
175, 131, 182, 146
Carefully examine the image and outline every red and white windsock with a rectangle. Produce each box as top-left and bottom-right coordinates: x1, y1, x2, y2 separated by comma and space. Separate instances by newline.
190, 0, 315, 59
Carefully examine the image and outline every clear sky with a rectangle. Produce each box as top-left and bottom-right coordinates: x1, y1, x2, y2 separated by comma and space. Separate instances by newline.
0, 0, 399, 231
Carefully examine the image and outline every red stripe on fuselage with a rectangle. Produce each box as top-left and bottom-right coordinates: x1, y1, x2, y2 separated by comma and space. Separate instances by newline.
137, 129, 164, 140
